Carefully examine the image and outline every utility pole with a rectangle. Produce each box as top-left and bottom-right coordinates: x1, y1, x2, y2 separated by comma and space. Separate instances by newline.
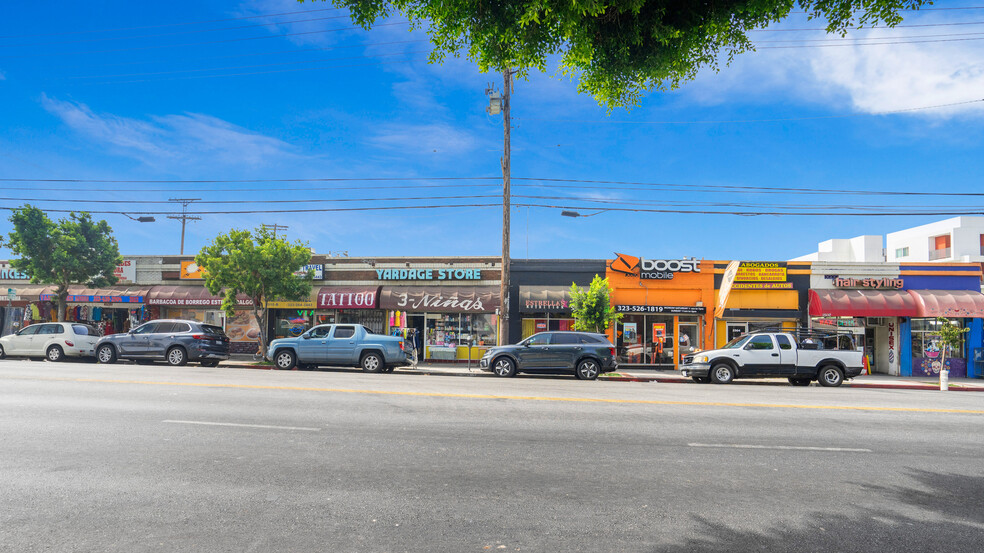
261, 223, 289, 239
166, 198, 201, 255
500, 69, 512, 346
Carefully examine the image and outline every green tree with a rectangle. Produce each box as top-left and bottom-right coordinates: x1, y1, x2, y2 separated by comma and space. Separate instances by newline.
313, 0, 928, 108
569, 275, 621, 333
932, 316, 969, 388
4, 205, 121, 322
195, 226, 313, 356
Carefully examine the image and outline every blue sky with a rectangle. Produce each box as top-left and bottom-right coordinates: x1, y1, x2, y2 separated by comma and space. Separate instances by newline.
2, 1, 984, 261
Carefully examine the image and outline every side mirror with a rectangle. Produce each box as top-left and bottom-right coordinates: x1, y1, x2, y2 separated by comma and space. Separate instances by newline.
302, 334, 311, 339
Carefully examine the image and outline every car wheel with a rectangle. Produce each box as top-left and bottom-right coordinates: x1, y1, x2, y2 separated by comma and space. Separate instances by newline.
789, 377, 811, 387
710, 363, 735, 384
274, 350, 296, 370
201, 360, 220, 367
818, 365, 844, 387
0, 343, 6, 359
96, 344, 117, 364
492, 356, 516, 377
166, 347, 187, 367
46, 345, 64, 362
575, 359, 600, 380
361, 352, 384, 373
692, 376, 711, 384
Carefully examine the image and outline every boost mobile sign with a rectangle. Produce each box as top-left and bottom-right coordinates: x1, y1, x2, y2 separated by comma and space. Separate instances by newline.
610, 253, 701, 280
640, 258, 700, 280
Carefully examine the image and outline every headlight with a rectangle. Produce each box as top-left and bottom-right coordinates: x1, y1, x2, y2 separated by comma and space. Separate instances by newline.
695, 355, 709, 364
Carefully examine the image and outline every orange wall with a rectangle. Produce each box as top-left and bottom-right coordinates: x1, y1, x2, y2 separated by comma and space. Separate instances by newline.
606, 259, 716, 352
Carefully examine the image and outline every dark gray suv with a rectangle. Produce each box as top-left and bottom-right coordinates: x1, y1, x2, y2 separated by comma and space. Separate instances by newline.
479, 331, 618, 380
95, 319, 230, 367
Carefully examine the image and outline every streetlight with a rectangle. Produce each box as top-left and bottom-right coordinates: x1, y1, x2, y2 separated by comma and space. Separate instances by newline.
561, 209, 608, 218
122, 214, 156, 223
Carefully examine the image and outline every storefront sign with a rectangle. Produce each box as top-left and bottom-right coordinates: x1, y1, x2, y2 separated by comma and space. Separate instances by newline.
0, 264, 29, 280
374, 268, 481, 281
179, 261, 205, 280
147, 297, 254, 306
42, 294, 143, 303
615, 305, 707, 314
834, 277, 904, 289
266, 300, 317, 309
609, 253, 700, 280
652, 323, 666, 339
115, 260, 136, 283
380, 286, 499, 313
523, 299, 569, 311
293, 264, 323, 280
887, 321, 897, 372
731, 282, 794, 290
736, 262, 787, 282
639, 258, 700, 280
316, 287, 378, 309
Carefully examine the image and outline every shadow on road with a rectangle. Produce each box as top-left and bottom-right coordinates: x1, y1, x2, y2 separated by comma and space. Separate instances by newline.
657, 470, 984, 552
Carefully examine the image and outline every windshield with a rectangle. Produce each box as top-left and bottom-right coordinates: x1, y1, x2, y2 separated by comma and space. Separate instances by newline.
723, 336, 751, 349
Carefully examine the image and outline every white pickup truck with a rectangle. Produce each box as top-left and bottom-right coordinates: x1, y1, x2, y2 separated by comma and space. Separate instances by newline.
680, 332, 863, 387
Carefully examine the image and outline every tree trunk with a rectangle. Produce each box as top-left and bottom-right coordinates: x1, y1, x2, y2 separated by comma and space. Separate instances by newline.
251, 303, 267, 357
56, 286, 68, 322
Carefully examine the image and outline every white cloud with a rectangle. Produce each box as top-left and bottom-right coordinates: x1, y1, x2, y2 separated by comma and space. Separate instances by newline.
683, 14, 984, 118
369, 122, 483, 155
234, 0, 363, 47
40, 94, 299, 167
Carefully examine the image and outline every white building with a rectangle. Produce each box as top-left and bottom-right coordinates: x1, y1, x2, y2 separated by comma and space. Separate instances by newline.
790, 235, 884, 263
885, 216, 984, 263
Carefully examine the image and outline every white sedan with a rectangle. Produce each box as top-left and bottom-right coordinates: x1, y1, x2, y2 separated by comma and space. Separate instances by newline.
0, 322, 101, 362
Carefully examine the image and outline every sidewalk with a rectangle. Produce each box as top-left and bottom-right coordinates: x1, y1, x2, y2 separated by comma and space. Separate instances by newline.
223, 354, 984, 391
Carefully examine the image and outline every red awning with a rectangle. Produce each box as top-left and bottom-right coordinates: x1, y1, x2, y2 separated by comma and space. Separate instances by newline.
808, 289, 918, 317
909, 290, 984, 317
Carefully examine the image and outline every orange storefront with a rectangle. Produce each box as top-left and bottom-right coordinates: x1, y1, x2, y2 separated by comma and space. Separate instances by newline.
607, 254, 715, 370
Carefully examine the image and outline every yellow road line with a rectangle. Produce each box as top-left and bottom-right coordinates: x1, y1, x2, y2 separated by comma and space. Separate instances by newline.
5, 374, 984, 414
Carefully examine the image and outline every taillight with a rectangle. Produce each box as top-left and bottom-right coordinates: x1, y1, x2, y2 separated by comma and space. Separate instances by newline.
399, 341, 405, 351
609, 347, 616, 357
65, 340, 75, 347
191, 334, 204, 340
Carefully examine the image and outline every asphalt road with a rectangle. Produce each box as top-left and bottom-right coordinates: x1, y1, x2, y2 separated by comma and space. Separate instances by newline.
1, 359, 982, 552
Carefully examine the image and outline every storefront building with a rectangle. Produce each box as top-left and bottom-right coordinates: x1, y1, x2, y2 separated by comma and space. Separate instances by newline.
808, 262, 984, 378
606, 254, 715, 369
713, 261, 811, 346
508, 259, 607, 343
320, 257, 501, 362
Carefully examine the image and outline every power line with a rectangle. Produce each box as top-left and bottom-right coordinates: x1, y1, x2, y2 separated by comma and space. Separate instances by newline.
68, 49, 432, 79
0, 22, 409, 59
0, 177, 500, 183
0, 194, 499, 204
750, 20, 984, 32
0, 7, 345, 39
0, 14, 360, 48
515, 98, 984, 125
757, 35, 984, 48
512, 203, 984, 217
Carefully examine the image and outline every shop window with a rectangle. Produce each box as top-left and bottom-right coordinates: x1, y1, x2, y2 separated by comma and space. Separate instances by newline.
911, 318, 965, 359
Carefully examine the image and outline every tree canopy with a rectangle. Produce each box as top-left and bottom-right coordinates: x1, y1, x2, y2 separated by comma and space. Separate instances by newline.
195, 226, 313, 355
569, 275, 621, 333
4, 205, 122, 321
317, 0, 929, 108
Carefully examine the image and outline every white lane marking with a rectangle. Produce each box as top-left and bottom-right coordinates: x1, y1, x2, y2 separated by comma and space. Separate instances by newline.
163, 420, 321, 432
688, 443, 871, 452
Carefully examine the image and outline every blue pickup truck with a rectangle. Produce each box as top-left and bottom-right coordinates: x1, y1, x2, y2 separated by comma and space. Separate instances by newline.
266, 324, 406, 372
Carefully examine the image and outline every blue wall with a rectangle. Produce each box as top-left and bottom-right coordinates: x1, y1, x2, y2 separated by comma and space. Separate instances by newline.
969, 318, 983, 379
900, 318, 912, 377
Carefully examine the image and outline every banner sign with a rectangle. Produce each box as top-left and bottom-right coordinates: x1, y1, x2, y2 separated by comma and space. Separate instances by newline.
115, 260, 136, 283
609, 253, 700, 280
266, 300, 317, 309
715, 260, 741, 318
0, 264, 30, 280
379, 286, 499, 313
374, 268, 481, 281
731, 282, 794, 290
615, 305, 706, 315
147, 297, 254, 306
294, 264, 324, 280
736, 262, 787, 282
42, 294, 143, 303
179, 261, 205, 280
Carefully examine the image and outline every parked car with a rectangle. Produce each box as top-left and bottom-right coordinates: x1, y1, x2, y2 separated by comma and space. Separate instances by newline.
479, 331, 618, 380
0, 322, 100, 362
95, 319, 230, 367
680, 332, 863, 387
266, 324, 406, 372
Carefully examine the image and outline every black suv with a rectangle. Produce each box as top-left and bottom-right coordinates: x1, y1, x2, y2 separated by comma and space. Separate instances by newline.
479, 331, 618, 380
95, 319, 230, 367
